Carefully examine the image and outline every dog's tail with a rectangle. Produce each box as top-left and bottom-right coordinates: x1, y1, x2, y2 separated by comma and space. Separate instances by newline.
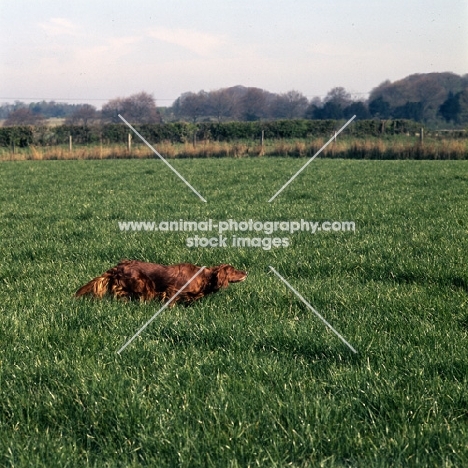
75, 271, 113, 298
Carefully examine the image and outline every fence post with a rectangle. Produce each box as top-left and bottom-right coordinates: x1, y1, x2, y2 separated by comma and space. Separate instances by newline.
260, 130, 265, 155
127, 133, 132, 153
69, 134, 72, 154
420, 128, 424, 144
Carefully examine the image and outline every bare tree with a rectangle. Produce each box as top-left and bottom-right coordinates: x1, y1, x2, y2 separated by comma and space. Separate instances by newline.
208, 89, 236, 122
324, 87, 353, 107
101, 92, 161, 124
101, 97, 124, 123
65, 104, 97, 126
271, 90, 308, 119
126, 92, 161, 124
4, 108, 45, 126
239, 87, 270, 121
173, 91, 209, 123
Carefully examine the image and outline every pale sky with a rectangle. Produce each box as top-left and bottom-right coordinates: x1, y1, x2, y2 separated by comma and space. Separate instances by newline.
0, 0, 467, 107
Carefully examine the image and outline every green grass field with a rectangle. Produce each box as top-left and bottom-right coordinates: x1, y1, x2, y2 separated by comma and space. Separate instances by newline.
1, 157, 467, 467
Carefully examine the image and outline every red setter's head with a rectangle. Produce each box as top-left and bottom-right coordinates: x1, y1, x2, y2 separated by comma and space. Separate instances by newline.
208, 264, 248, 291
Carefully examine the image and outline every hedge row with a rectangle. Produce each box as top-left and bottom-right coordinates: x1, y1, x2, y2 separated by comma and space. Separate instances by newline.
0, 126, 34, 147
0, 119, 423, 147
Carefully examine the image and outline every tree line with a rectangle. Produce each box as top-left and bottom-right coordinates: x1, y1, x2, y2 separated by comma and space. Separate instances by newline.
1, 72, 467, 128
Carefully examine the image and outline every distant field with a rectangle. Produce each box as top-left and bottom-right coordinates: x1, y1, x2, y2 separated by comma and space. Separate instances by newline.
0, 158, 467, 467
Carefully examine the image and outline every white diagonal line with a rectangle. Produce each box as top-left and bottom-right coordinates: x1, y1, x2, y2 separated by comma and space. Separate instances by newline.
268, 115, 356, 202
117, 266, 206, 354
269, 266, 357, 353
118, 114, 207, 203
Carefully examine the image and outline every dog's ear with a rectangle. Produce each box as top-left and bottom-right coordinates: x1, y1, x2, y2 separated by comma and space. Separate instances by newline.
212, 264, 232, 289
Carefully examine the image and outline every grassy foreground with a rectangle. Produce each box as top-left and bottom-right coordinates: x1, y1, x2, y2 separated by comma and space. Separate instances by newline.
0, 158, 467, 467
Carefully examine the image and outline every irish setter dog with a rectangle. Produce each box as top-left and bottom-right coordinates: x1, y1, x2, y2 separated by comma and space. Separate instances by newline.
75, 260, 247, 304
